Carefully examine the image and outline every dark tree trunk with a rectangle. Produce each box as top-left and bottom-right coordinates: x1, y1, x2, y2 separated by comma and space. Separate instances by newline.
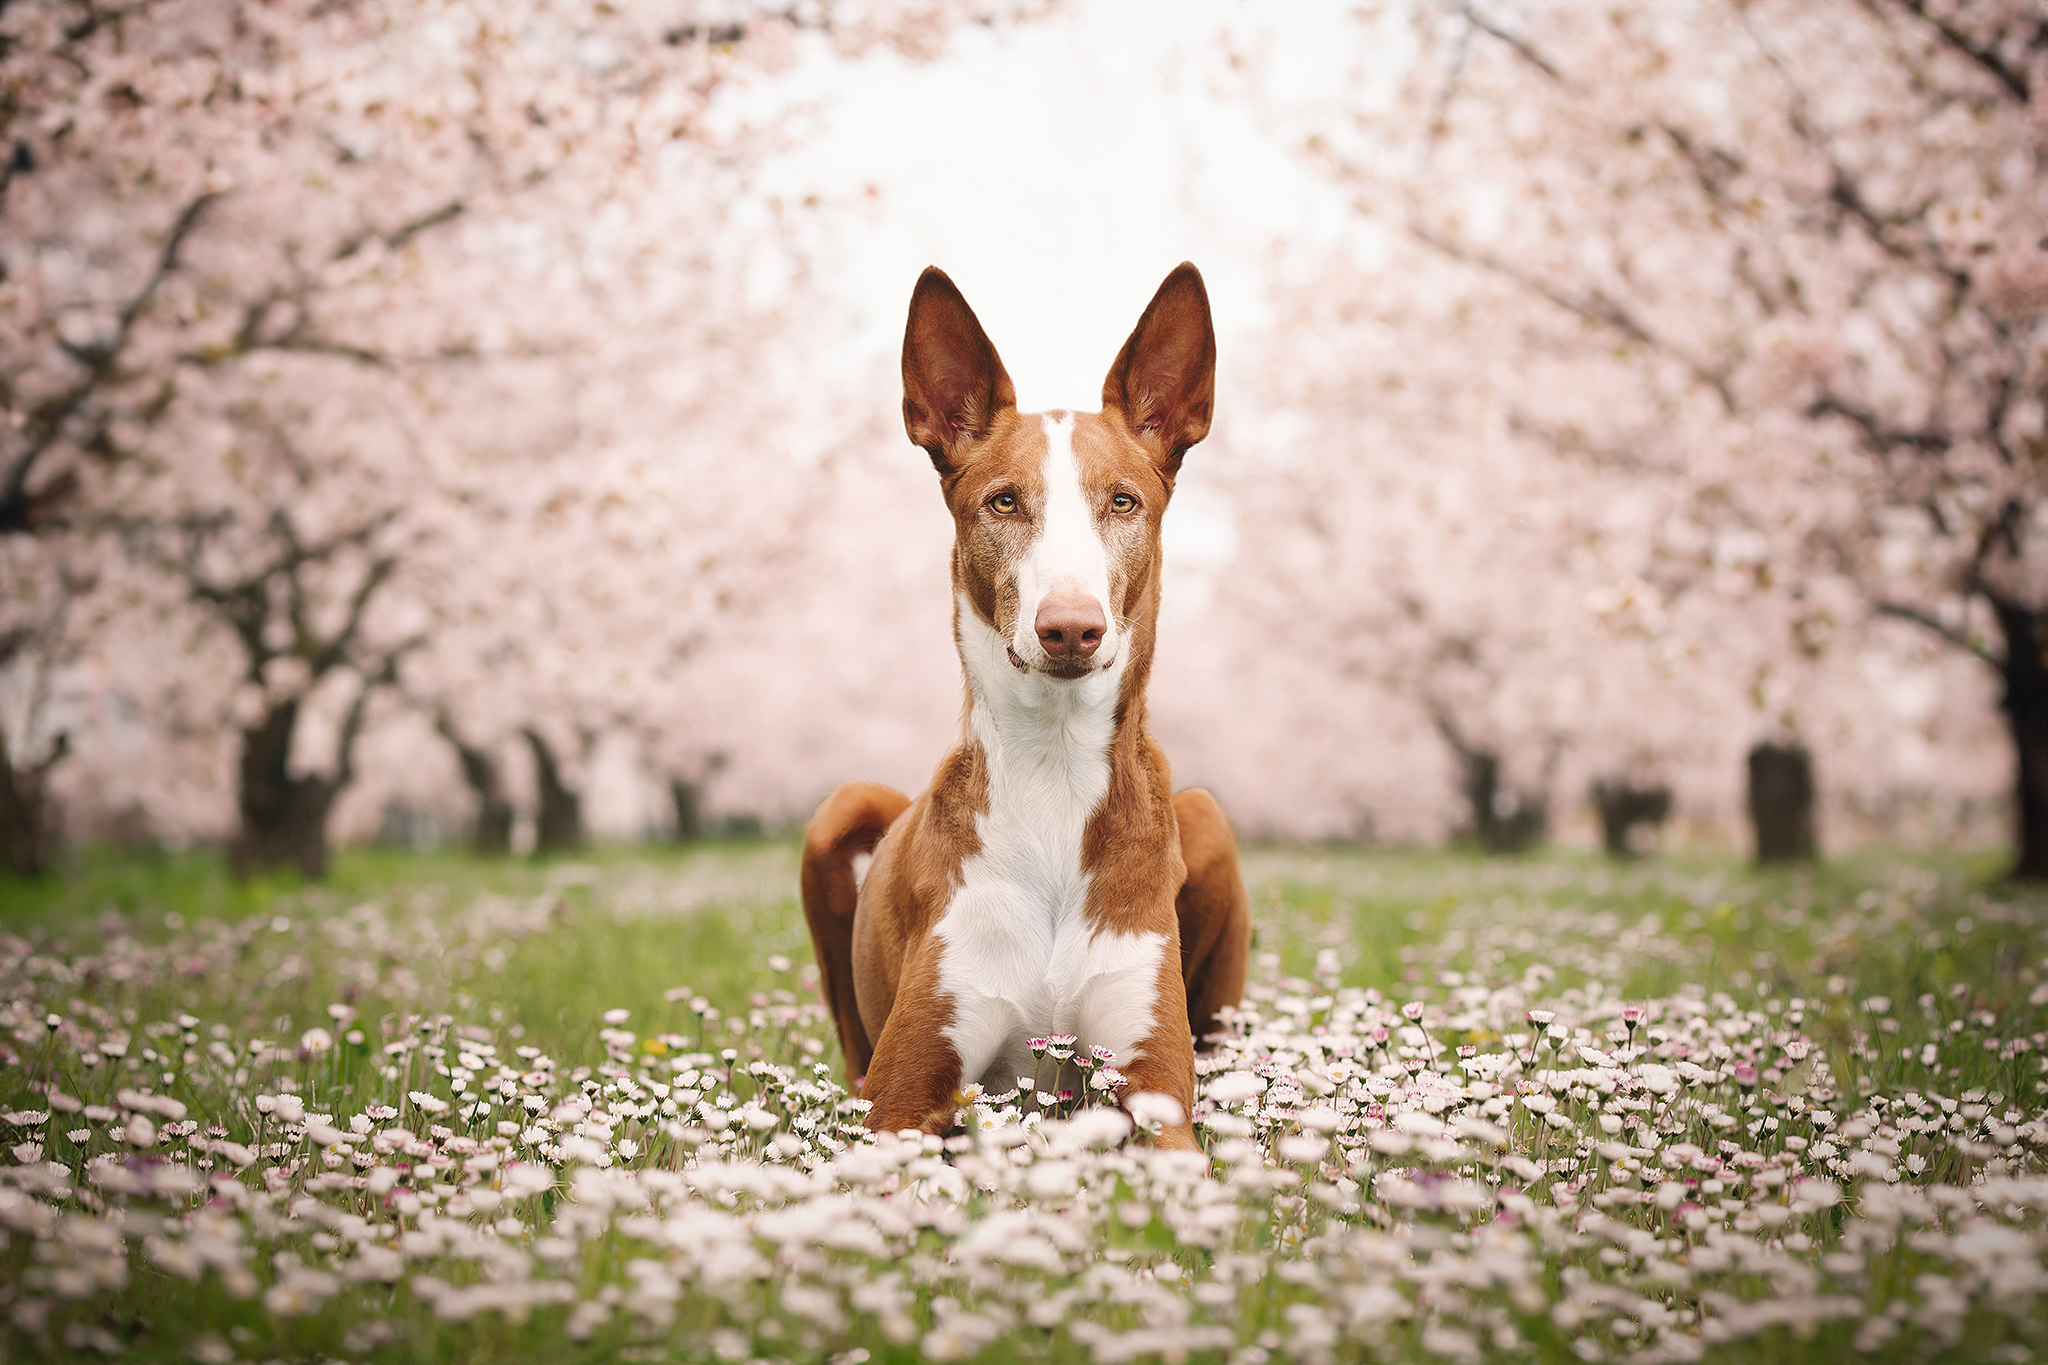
1460, 749, 1546, 854
1990, 599, 2048, 880
669, 777, 702, 843
524, 728, 583, 853
1591, 779, 1672, 858
232, 700, 339, 880
0, 730, 66, 878
437, 718, 513, 855
1434, 713, 1548, 854
1746, 742, 1816, 865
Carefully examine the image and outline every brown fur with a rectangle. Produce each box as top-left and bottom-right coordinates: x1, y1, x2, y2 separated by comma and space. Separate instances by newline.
1172, 789, 1252, 1041
798, 782, 910, 1080
799, 264, 1249, 1151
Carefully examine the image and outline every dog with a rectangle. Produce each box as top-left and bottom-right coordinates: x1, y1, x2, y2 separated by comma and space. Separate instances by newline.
798, 263, 1250, 1151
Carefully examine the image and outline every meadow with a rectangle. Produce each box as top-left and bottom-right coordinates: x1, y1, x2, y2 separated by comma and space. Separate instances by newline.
0, 842, 2042, 1364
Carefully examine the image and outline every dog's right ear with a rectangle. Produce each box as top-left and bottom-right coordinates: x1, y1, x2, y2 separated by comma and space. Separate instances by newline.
901, 267, 1016, 476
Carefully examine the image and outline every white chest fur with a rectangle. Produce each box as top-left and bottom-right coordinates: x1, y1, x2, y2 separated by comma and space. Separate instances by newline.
935, 597, 1167, 1092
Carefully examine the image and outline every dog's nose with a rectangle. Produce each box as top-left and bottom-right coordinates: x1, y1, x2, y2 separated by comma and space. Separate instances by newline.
1035, 593, 1107, 661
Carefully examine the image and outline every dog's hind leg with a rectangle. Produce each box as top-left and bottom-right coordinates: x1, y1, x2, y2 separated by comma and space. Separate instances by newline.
1173, 788, 1251, 1048
800, 782, 910, 1083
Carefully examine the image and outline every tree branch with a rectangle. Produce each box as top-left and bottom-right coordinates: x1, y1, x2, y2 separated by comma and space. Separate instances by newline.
1659, 123, 1748, 213
1803, 391, 1952, 456
331, 640, 418, 788
307, 552, 399, 678
1, 189, 221, 534
1874, 599, 2000, 665
31, 734, 71, 781
1430, 705, 1478, 763
1458, 2, 1569, 84
1502, 410, 1682, 476
0, 138, 34, 204
1886, 0, 2035, 102
360, 198, 465, 256
1781, 107, 1949, 277
181, 287, 391, 370
1964, 494, 2023, 591
146, 506, 397, 681
1409, 220, 1738, 410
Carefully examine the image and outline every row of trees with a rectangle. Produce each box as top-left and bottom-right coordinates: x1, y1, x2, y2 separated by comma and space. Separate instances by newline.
0, 0, 2035, 878
1181, 0, 2038, 870
0, 0, 1028, 876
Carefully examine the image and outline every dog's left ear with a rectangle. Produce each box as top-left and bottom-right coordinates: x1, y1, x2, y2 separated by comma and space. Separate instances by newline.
1101, 262, 1216, 484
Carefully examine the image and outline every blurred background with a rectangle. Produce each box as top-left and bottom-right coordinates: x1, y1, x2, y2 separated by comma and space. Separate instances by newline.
1, 0, 2038, 880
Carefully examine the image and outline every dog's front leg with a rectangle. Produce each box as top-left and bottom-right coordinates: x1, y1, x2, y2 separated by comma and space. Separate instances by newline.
858, 942, 966, 1137
1114, 943, 1202, 1152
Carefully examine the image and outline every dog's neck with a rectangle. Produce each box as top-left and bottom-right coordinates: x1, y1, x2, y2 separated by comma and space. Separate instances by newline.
953, 585, 1156, 815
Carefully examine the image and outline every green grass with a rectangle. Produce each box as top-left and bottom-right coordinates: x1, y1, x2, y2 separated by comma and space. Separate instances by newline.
0, 841, 2041, 1365
4, 841, 2041, 1113
0, 842, 804, 1064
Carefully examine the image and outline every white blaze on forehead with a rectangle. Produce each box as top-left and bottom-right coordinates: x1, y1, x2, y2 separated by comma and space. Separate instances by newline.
1015, 413, 1115, 659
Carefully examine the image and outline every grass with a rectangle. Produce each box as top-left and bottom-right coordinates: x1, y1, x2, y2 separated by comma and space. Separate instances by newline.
0, 841, 2041, 1364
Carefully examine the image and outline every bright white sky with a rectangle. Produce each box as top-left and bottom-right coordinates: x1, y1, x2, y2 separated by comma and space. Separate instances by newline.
747, 0, 1362, 408
718, 0, 1365, 577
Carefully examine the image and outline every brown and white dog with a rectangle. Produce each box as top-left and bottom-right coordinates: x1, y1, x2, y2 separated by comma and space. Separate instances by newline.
798, 263, 1250, 1151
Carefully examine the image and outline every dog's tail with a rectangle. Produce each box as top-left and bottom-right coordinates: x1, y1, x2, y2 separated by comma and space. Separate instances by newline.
799, 782, 910, 1084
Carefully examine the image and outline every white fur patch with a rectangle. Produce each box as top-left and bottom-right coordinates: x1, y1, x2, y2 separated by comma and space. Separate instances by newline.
936, 596, 1162, 1091
1013, 413, 1116, 666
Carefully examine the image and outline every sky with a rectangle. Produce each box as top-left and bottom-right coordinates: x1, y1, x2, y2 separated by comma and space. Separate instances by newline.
762, 0, 1360, 403
719, 0, 1366, 593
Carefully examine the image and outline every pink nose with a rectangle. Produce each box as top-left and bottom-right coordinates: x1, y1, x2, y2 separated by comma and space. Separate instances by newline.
1035, 593, 1107, 661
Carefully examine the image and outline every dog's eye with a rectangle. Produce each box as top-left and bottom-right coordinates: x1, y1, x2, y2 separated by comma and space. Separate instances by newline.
1110, 493, 1137, 514
989, 491, 1018, 515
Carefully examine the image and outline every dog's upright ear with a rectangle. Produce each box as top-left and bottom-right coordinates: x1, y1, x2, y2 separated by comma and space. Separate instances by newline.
1102, 262, 1216, 484
902, 267, 1017, 477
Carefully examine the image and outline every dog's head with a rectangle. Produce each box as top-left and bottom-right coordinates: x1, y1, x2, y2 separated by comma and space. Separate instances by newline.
901, 263, 1215, 683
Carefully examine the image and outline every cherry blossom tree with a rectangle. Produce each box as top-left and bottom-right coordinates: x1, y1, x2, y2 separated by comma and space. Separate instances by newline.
8, 0, 2022, 867
3, 0, 1037, 873
1224, 0, 2037, 862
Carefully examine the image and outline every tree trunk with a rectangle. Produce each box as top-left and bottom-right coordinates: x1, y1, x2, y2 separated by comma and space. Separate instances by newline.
0, 730, 66, 878
669, 776, 703, 843
1461, 748, 1545, 854
1591, 779, 1672, 858
1746, 742, 1816, 865
1433, 714, 1545, 853
438, 719, 514, 855
524, 728, 583, 853
1991, 599, 2048, 880
232, 699, 338, 880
